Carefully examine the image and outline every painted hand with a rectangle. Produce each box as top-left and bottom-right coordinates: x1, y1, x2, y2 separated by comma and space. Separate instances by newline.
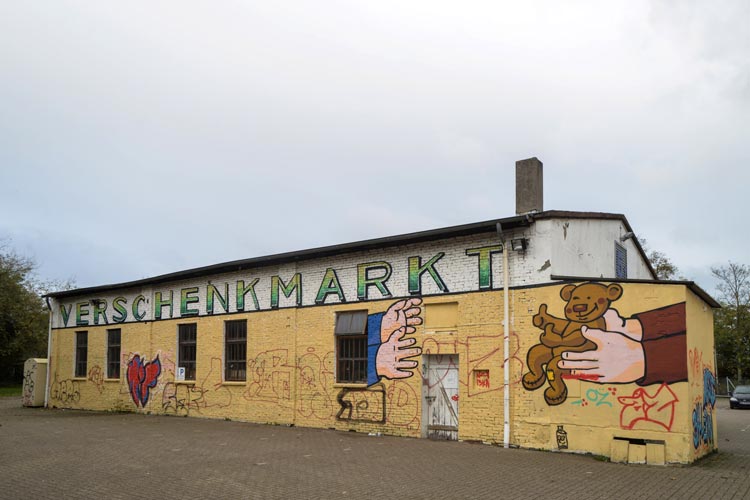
380, 297, 423, 343
557, 326, 645, 383
603, 309, 643, 341
376, 326, 422, 380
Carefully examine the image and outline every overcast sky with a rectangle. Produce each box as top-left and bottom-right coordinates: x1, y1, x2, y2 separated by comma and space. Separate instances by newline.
1, 1, 748, 296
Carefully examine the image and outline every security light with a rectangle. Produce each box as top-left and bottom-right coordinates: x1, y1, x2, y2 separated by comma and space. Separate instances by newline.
511, 238, 527, 251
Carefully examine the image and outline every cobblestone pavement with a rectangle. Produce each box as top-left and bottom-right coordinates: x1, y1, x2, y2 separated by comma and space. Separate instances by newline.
0, 397, 748, 500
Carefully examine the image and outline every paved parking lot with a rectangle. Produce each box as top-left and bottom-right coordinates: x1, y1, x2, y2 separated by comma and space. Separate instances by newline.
0, 397, 748, 500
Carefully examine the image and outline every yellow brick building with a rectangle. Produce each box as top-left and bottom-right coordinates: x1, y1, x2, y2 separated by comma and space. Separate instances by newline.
44, 205, 719, 465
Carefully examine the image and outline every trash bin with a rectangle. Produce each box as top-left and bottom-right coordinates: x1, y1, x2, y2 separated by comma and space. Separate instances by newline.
22, 358, 48, 407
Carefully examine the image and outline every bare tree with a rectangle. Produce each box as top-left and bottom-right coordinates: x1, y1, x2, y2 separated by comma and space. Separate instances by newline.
638, 237, 681, 280
711, 262, 750, 381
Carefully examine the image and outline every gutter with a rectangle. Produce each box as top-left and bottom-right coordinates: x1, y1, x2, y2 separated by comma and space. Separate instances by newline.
44, 296, 53, 408
496, 222, 510, 449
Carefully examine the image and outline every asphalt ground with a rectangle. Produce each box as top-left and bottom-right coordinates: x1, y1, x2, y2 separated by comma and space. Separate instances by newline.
0, 397, 748, 500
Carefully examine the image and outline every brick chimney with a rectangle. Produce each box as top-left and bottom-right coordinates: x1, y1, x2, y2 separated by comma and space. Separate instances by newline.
515, 157, 543, 215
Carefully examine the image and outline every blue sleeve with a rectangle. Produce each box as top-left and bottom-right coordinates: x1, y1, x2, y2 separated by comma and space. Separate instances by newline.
367, 312, 385, 386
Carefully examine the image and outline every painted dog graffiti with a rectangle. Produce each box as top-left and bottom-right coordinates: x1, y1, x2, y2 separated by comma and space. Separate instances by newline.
126, 355, 162, 407
523, 282, 623, 405
618, 383, 678, 431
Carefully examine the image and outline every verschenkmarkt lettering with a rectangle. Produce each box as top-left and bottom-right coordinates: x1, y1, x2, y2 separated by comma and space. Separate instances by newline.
58, 246, 502, 327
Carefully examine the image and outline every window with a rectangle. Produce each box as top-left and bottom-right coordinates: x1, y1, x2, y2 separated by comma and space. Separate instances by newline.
335, 311, 368, 383
107, 329, 121, 379
178, 323, 197, 380
615, 242, 627, 279
75, 331, 88, 378
225, 320, 247, 382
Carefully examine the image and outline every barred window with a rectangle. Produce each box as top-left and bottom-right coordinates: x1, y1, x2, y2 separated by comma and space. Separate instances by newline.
75, 331, 88, 378
178, 323, 197, 380
107, 329, 121, 379
335, 311, 368, 384
225, 320, 247, 382
615, 242, 628, 279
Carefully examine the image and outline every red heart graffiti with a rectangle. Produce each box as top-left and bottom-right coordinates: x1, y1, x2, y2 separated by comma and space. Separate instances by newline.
126, 355, 161, 407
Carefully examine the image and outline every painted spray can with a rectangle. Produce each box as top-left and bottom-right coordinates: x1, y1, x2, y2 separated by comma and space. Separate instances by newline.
556, 425, 568, 449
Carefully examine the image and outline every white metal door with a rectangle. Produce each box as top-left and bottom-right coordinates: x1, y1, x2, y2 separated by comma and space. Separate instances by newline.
423, 354, 459, 440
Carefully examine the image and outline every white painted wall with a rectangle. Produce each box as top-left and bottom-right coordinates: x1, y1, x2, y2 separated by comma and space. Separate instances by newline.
540, 218, 653, 279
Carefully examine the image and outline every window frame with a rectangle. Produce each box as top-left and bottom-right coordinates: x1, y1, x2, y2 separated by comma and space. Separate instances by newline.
177, 323, 197, 381
74, 331, 88, 378
335, 311, 369, 384
106, 328, 121, 379
224, 319, 247, 382
615, 241, 628, 279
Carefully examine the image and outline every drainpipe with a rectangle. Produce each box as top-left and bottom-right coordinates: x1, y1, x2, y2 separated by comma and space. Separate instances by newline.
496, 223, 510, 449
44, 296, 53, 408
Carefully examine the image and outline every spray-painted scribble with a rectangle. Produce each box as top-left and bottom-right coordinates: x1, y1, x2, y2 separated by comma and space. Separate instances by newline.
88, 365, 105, 394
693, 368, 716, 450
336, 383, 386, 423
161, 357, 232, 415
50, 374, 81, 404
474, 370, 490, 389
571, 387, 615, 408
244, 349, 292, 403
22, 365, 36, 406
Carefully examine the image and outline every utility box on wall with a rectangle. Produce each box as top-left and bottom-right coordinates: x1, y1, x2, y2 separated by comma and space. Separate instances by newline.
22, 358, 48, 407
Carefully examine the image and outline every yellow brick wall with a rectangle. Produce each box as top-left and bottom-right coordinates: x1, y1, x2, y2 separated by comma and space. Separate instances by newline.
47, 281, 714, 463
48, 291, 507, 442
686, 288, 718, 459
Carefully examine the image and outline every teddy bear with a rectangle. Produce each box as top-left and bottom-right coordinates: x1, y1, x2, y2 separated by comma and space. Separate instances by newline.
522, 282, 623, 405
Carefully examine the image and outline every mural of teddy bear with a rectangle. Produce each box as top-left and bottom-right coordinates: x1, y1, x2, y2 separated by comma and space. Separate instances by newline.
522, 282, 623, 405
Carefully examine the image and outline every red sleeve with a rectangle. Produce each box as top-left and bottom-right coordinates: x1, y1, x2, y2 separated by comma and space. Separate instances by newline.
634, 303, 686, 340
637, 333, 688, 386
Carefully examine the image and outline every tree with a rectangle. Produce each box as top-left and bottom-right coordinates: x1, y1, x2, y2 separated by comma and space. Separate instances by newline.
638, 237, 681, 280
0, 242, 72, 383
711, 262, 750, 382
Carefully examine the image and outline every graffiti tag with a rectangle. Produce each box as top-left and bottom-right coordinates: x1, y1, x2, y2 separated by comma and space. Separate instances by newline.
50, 375, 81, 404
618, 383, 678, 431
126, 355, 162, 407
693, 368, 716, 449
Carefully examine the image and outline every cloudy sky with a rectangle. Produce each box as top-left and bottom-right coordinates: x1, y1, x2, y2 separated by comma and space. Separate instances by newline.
1, 1, 747, 296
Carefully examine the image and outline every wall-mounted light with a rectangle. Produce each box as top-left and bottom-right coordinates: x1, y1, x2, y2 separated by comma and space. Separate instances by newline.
620, 232, 635, 242
511, 238, 528, 251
